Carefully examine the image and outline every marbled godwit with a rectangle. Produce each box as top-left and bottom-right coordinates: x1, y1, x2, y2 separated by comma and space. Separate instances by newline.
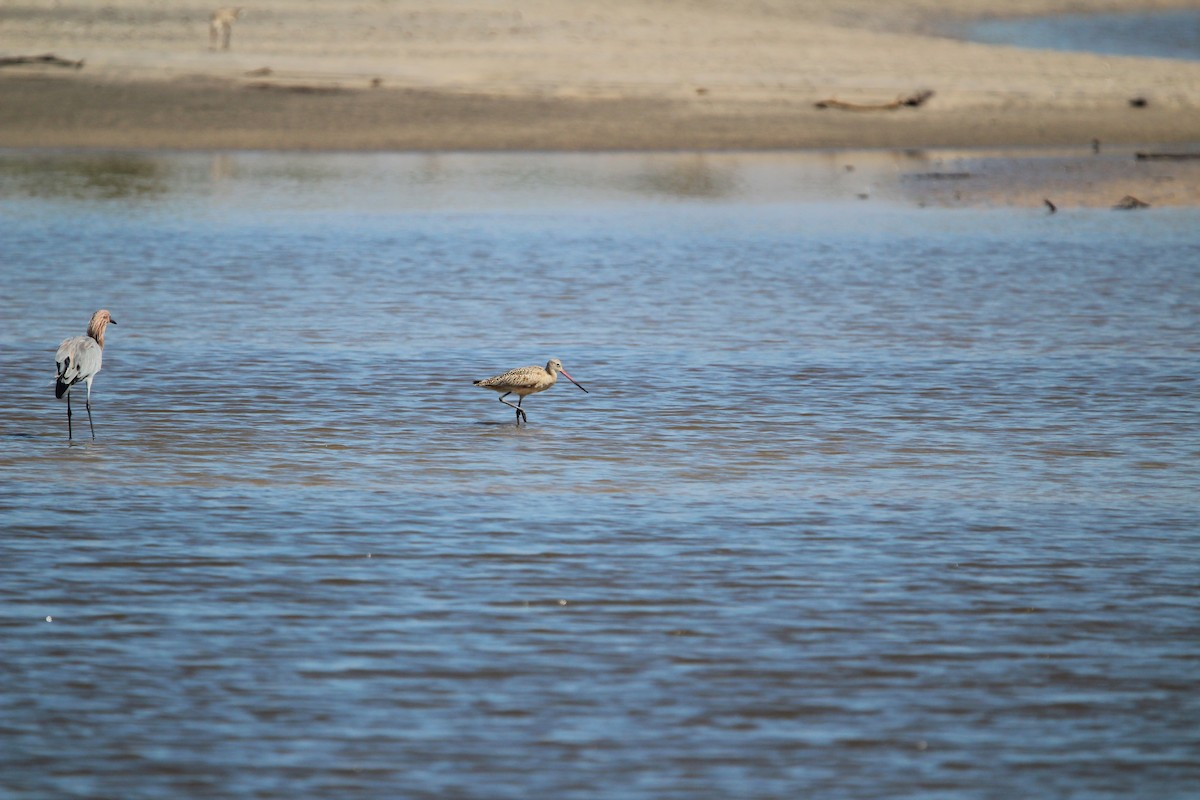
55, 309, 116, 441
473, 358, 588, 425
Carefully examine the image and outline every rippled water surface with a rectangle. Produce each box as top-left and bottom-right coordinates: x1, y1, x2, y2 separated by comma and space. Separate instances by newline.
1, 150, 1198, 799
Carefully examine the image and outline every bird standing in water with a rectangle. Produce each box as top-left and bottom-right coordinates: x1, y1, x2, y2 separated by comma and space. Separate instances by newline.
55, 309, 116, 441
474, 358, 588, 425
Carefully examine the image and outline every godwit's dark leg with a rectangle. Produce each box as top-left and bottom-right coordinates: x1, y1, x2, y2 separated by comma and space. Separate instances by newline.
497, 391, 527, 424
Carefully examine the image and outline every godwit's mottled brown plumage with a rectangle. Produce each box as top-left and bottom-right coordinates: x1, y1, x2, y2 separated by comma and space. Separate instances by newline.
473, 357, 588, 425
55, 309, 116, 441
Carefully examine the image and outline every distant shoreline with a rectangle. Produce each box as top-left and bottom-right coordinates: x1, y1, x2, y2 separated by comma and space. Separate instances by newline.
2, 0, 1199, 154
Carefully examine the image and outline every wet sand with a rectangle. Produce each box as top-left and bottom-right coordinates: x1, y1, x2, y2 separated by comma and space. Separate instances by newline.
4, 71, 1197, 153
2, 1, 1199, 203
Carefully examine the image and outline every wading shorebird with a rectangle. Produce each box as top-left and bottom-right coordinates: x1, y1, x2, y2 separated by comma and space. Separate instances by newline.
55, 309, 116, 441
474, 358, 588, 425
209, 7, 242, 50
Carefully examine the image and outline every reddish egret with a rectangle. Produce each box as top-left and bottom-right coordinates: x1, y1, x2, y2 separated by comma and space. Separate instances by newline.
55, 309, 116, 440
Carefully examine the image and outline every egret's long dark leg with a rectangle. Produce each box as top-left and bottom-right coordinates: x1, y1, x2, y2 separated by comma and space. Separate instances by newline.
66, 392, 73, 441
85, 387, 95, 440
496, 392, 528, 425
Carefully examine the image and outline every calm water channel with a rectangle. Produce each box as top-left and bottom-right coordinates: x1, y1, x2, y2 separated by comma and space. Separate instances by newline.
960, 9, 1200, 61
1, 150, 1197, 799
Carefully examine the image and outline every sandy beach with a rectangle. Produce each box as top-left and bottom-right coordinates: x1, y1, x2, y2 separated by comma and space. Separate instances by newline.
2, 0, 1200, 195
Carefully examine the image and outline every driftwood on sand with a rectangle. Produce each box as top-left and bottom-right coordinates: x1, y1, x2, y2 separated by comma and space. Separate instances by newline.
0, 53, 84, 69
815, 90, 934, 111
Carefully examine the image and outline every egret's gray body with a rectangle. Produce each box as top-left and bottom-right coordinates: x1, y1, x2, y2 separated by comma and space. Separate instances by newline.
474, 357, 588, 425
55, 309, 116, 440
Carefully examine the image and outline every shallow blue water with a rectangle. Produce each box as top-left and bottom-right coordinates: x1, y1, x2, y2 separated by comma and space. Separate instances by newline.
1, 151, 1198, 799
962, 10, 1200, 61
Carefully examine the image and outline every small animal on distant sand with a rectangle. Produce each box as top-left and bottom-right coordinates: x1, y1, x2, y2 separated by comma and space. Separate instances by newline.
55, 309, 117, 441
474, 358, 588, 425
209, 7, 242, 51
1113, 195, 1150, 210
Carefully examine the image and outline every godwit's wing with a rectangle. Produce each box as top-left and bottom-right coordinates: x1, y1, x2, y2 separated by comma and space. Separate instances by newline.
474, 365, 549, 393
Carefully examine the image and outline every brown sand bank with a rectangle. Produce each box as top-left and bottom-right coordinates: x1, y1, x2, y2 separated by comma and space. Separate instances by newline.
2, 0, 1199, 154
